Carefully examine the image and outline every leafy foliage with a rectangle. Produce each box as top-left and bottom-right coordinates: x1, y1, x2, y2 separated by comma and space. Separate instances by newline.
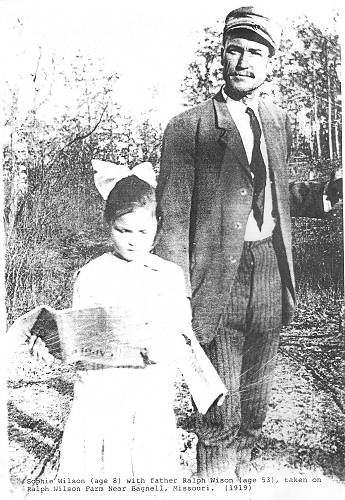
273, 16, 341, 158
181, 24, 223, 105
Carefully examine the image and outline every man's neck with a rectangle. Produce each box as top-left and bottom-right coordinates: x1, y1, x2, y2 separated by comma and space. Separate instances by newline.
223, 85, 259, 105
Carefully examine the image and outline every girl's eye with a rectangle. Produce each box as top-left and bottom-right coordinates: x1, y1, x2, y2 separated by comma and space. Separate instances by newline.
140, 230, 148, 235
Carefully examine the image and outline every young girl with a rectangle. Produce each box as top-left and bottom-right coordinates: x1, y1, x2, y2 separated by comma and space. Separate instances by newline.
29, 160, 226, 479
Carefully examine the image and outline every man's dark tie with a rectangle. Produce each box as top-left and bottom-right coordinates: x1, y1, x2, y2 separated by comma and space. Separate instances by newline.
246, 106, 266, 230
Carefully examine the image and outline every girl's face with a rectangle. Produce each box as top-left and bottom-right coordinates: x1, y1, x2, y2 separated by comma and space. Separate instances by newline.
109, 206, 157, 262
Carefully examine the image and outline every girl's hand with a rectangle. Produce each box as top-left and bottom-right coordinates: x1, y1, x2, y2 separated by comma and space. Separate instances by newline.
27, 335, 57, 366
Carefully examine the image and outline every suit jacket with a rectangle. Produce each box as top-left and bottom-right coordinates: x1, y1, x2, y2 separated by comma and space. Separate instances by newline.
155, 91, 325, 344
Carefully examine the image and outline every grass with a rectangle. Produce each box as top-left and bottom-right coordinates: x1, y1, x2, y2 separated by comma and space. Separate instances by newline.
291, 203, 343, 330
5, 174, 105, 324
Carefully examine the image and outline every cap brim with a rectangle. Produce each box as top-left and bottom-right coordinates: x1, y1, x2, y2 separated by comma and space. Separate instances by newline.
224, 23, 276, 52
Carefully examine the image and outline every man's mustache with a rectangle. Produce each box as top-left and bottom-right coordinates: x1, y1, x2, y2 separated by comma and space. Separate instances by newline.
228, 72, 255, 78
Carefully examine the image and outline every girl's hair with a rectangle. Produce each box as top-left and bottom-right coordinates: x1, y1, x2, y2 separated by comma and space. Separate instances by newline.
104, 175, 156, 225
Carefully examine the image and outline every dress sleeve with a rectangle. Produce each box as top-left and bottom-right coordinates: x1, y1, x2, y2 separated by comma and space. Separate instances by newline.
72, 269, 96, 308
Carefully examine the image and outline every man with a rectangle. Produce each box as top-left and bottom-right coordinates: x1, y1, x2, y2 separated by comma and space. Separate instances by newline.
155, 6, 341, 476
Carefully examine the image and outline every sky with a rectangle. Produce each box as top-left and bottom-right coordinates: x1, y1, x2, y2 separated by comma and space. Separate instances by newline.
0, 0, 343, 127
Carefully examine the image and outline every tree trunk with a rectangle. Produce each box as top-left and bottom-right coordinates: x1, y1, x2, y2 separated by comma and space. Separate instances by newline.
333, 68, 340, 159
334, 109, 340, 159
327, 72, 333, 160
309, 118, 314, 158
313, 67, 321, 159
314, 100, 321, 159
323, 39, 333, 160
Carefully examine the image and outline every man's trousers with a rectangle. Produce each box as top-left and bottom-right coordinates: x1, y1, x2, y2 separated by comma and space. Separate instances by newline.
196, 236, 283, 476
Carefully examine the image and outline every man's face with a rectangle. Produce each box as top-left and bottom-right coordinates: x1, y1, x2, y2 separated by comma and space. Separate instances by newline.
221, 34, 271, 99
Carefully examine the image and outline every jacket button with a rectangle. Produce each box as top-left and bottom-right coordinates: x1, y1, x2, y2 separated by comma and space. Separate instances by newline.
230, 256, 237, 264
234, 222, 242, 229
240, 188, 247, 196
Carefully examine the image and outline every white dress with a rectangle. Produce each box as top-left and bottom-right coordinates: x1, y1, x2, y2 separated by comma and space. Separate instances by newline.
58, 252, 192, 479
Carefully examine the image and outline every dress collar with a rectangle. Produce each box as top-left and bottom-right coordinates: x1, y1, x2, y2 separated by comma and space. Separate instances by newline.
107, 251, 161, 271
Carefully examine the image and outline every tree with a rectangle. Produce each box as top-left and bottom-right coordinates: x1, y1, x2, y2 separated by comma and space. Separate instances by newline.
181, 25, 222, 106
272, 16, 341, 160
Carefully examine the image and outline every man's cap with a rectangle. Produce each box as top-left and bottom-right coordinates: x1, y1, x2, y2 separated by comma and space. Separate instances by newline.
223, 6, 281, 54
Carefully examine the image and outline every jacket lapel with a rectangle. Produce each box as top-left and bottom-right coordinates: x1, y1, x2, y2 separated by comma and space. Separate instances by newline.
259, 100, 289, 208
213, 92, 252, 181
258, 100, 285, 178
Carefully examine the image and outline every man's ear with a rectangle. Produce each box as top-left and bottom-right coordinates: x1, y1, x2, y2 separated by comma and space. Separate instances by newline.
265, 57, 274, 82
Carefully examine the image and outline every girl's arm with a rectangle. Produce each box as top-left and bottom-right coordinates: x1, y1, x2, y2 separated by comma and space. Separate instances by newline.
27, 268, 88, 364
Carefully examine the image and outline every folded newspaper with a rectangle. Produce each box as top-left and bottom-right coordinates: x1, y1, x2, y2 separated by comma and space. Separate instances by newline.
7, 305, 227, 414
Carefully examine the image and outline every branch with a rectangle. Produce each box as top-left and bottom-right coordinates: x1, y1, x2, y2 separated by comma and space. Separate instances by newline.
47, 102, 108, 168
12, 103, 108, 227
32, 47, 42, 83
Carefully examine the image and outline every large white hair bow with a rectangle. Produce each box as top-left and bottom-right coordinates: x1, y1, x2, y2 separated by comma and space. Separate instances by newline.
92, 160, 157, 200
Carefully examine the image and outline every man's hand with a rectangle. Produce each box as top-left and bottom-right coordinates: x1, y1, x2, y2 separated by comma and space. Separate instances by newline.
324, 169, 343, 207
